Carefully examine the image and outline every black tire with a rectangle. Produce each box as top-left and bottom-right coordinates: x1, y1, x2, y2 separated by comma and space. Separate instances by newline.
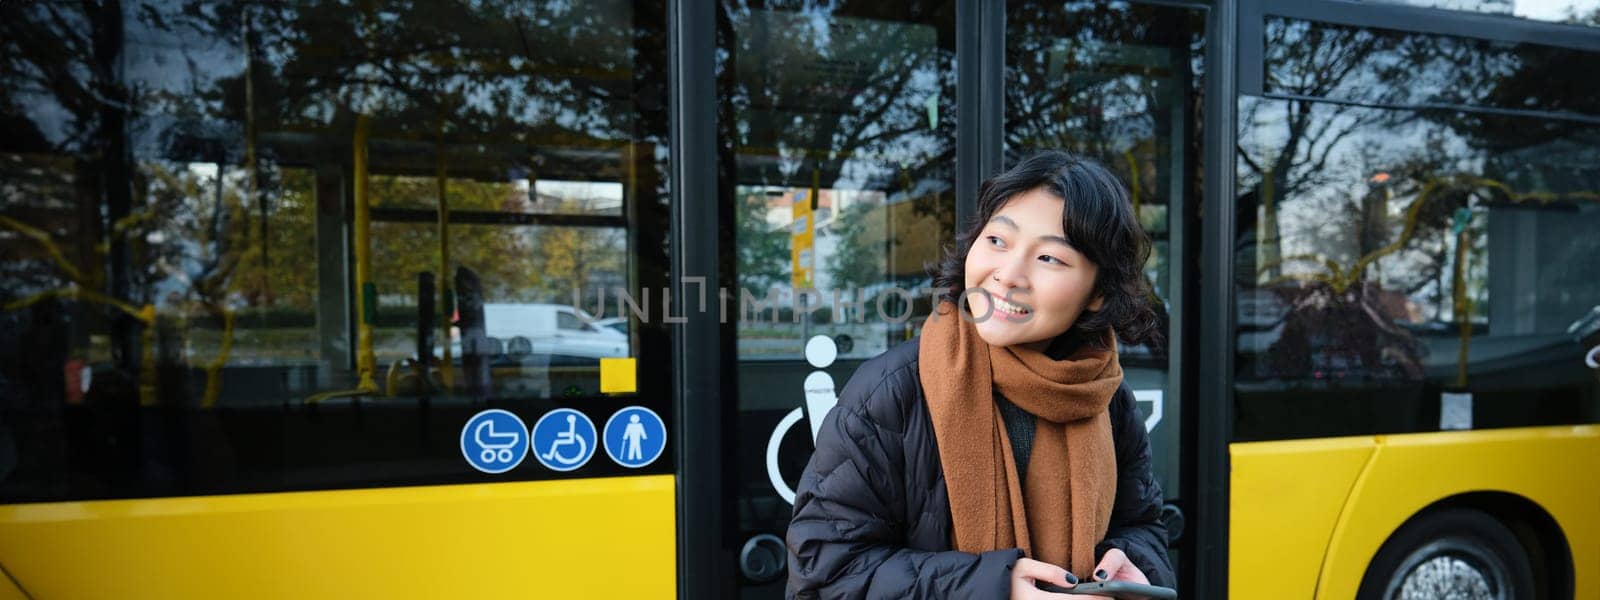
1356, 508, 1536, 600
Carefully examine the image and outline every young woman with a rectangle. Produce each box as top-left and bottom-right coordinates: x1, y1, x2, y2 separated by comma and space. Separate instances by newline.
786, 151, 1172, 599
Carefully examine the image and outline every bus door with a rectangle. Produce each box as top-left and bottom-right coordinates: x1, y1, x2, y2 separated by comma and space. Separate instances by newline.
713, 2, 1204, 597
1000, 1, 1208, 576
715, 3, 957, 596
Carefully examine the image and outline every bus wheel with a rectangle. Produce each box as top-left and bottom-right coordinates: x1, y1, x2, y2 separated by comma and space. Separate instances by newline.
1357, 508, 1535, 600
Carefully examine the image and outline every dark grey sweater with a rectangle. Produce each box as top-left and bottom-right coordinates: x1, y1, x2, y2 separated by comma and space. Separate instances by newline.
996, 393, 1036, 485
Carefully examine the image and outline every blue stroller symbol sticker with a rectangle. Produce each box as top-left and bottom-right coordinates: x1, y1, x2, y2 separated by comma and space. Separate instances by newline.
461, 409, 529, 474
530, 408, 597, 472
603, 406, 667, 468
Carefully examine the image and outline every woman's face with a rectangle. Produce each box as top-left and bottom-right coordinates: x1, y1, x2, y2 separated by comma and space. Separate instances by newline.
963, 187, 1103, 351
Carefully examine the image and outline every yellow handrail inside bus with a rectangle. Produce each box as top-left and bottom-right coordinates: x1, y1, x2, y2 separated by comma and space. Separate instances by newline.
201, 307, 235, 408
308, 3, 385, 404
0, 215, 88, 283
353, 113, 378, 391
195, 40, 257, 409
306, 113, 380, 404
4, 286, 146, 324
4, 210, 165, 405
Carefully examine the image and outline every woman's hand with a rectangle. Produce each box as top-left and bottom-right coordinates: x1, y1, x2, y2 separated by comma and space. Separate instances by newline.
1090, 548, 1150, 585
1009, 557, 1102, 599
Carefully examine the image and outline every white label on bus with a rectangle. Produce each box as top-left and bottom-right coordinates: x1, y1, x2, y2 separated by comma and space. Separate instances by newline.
1441, 392, 1473, 431
1134, 389, 1163, 433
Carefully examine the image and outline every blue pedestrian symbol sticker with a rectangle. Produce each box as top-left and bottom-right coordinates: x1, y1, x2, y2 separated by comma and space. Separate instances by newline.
530, 408, 597, 472
461, 409, 529, 474
603, 406, 667, 468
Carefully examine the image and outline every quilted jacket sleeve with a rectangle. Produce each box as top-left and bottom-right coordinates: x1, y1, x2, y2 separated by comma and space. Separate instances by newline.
1094, 385, 1175, 588
786, 361, 1020, 600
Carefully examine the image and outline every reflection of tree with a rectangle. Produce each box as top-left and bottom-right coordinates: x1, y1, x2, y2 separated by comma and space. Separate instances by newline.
122, 0, 650, 312
1238, 15, 1600, 385
1269, 280, 1427, 379
1239, 22, 1409, 281
718, 2, 957, 336
3, 0, 666, 400
1004, 3, 1197, 175
526, 213, 626, 306
1436, 8, 1600, 196
0, 3, 105, 156
1002, 3, 1196, 358
723, 4, 952, 183
825, 199, 887, 291
735, 191, 789, 293
1245, 18, 1600, 291
366, 181, 627, 308
1244, 13, 1600, 286
1, 1, 140, 367
1235, 24, 1439, 382
3, 0, 653, 296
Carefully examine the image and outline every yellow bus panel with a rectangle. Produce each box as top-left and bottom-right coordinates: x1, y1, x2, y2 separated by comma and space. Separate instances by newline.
1315, 426, 1598, 599
0, 475, 675, 599
1231, 436, 1377, 599
0, 570, 24, 600
1233, 426, 1599, 599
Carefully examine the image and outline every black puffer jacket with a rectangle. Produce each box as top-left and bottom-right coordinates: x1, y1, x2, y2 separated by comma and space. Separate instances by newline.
786, 339, 1173, 599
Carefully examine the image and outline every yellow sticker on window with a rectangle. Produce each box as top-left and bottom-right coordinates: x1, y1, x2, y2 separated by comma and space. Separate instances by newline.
600, 357, 637, 394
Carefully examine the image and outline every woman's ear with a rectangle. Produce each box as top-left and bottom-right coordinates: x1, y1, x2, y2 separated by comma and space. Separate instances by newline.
1087, 294, 1105, 312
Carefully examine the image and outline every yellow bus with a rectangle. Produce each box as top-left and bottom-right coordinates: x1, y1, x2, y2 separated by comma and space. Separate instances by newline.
0, 1, 1595, 598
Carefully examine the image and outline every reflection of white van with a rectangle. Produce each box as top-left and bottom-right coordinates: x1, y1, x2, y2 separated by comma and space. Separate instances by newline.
453, 303, 627, 361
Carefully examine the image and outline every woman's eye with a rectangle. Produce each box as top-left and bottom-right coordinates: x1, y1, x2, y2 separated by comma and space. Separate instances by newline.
985, 235, 1006, 249
1039, 255, 1066, 266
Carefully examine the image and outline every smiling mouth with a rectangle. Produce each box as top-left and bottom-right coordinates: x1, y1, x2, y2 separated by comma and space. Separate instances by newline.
988, 294, 1031, 318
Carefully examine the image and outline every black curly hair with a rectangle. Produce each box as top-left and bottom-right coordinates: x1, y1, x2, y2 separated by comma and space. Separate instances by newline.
932, 150, 1160, 348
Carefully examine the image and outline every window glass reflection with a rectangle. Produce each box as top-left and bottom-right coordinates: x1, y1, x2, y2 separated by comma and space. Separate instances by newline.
1363, 0, 1600, 26
1005, 2, 1203, 367
1235, 95, 1600, 440
719, 2, 956, 594
724, 3, 957, 362
1265, 17, 1600, 115
0, 0, 669, 503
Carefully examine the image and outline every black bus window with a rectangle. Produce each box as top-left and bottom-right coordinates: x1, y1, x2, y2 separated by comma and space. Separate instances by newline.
1263, 17, 1600, 117
1235, 24, 1600, 440
0, 0, 669, 503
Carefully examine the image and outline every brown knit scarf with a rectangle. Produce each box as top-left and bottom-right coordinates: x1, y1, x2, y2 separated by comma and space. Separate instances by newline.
918, 300, 1122, 576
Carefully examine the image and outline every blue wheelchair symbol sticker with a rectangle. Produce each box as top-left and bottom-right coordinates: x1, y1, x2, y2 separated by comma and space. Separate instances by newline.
530, 408, 597, 472
461, 409, 529, 474
603, 406, 666, 468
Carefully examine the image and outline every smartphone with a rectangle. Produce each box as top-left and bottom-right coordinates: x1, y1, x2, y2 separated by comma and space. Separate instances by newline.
1036, 580, 1178, 599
